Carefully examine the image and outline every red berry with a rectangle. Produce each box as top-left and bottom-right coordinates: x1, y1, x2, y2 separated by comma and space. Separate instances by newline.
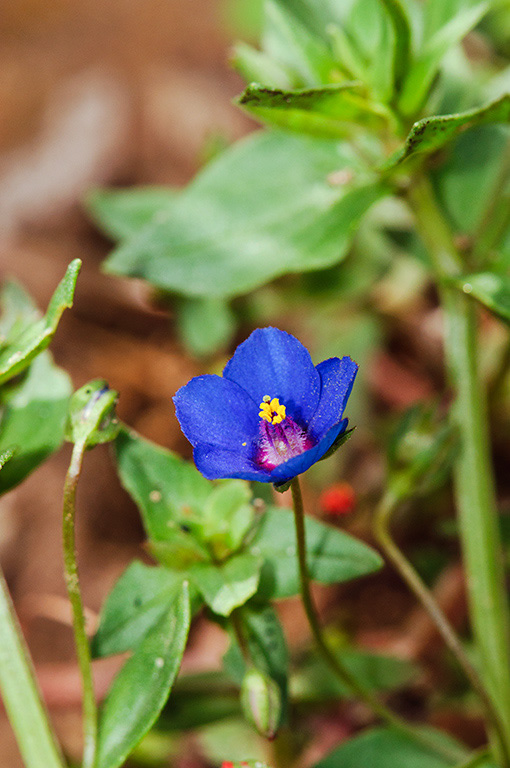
319, 482, 356, 516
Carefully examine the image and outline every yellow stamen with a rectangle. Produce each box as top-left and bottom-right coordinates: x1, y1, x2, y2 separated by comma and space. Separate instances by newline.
258, 396, 286, 425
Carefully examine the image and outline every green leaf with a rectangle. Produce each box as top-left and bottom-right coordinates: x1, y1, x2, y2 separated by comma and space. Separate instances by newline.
86, 187, 176, 241
455, 272, 510, 324
190, 553, 262, 616
96, 581, 191, 768
252, 507, 383, 599
0, 260, 81, 386
157, 671, 240, 731
113, 427, 211, 543
0, 353, 71, 495
386, 93, 510, 169
177, 296, 236, 358
313, 726, 466, 768
378, 0, 412, 89
232, 41, 294, 89
92, 561, 186, 657
432, 125, 509, 236
104, 131, 386, 299
198, 480, 255, 560
399, 2, 490, 116
237, 83, 390, 138
292, 647, 417, 701
262, 0, 337, 86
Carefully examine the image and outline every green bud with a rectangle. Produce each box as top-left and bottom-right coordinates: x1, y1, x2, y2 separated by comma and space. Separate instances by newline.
240, 668, 282, 740
66, 379, 120, 448
387, 403, 458, 500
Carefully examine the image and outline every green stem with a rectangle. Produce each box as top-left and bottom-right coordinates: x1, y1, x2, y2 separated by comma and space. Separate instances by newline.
290, 477, 462, 764
0, 567, 66, 768
374, 491, 510, 765
408, 175, 510, 765
63, 441, 97, 768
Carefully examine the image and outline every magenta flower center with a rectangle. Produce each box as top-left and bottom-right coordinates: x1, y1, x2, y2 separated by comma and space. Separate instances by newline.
255, 396, 314, 470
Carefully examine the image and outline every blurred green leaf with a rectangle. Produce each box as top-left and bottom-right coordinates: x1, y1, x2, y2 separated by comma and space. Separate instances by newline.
92, 561, 186, 657
455, 272, 510, 324
292, 647, 417, 701
0, 260, 80, 386
114, 427, 211, 543
232, 41, 294, 89
0, 353, 71, 495
313, 726, 466, 768
432, 125, 509, 236
251, 507, 383, 599
86, 188, 176, 241
237, 83, 390, 138
198, 480, 255, 559
399, 1, 490, 116
157, 671, 240, 731
104, 131, 386, 299
262, 0, 337, 86
378, 0, 412, 89
386, 93, 510, 169
97, 582, 190, 768
177, 296, 236, 358
190, 553, 262, 616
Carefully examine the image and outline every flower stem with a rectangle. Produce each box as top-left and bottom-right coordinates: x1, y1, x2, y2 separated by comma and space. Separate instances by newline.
408, 174, 510, 765
289, 477, 462, 763
0, 567, 66, 768
63, 441, 97, 768
374, 490, 510, 765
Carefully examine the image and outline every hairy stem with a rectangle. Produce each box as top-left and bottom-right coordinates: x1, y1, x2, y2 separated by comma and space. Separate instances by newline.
63, 441, 97, 768
290, 477, 463, 763
374, 491, 510, 764
0, 567, 66, 768
408, 174, 510, 765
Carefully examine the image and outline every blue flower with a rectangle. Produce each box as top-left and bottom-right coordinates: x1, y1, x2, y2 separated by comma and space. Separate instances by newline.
173, 327, 358, 484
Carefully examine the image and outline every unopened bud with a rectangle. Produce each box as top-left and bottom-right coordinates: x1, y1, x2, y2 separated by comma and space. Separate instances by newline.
240, 668, 282, 740
66, 379, 119, 448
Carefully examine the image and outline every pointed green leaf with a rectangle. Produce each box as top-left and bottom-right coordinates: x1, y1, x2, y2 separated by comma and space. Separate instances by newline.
251, 507, 383, 599
385, 93, 510, 169
113, 427, 211, 543
0, 259, 81, 386
190, 553, 262, 616
313, 726, 466, 768
85, 188, 176, 242
455, 272, 510, 324
378, 0, 412, 88
104, 131, 386, 299
96, 582, 191, 768
237, 83, 389, 138
92, 561, 186, 657
0, 353, 71, 494
399, 2, 490, 116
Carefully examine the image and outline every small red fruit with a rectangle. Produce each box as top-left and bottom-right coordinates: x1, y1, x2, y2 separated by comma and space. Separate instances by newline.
319, 482, 356, 516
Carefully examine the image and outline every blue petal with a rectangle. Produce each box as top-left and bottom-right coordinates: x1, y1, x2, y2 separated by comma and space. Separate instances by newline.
173, 375, 259, 448
194, 443, 271, 482
223, 327, 320, 425
267, 419, 349, 483
308, 357, 358, 440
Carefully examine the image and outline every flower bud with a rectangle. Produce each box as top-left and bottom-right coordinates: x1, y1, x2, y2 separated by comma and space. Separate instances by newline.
240, 668, 282, 740
65, 379, 119, 449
